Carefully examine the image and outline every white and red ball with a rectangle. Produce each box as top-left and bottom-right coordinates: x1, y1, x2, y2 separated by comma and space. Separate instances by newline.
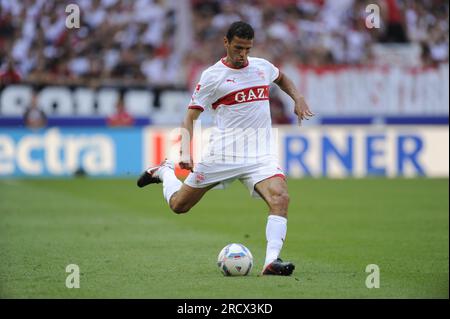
217, 243, 253, 276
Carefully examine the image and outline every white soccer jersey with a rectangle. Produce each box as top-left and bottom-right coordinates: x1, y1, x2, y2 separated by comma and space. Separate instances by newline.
188, 57, 281, 164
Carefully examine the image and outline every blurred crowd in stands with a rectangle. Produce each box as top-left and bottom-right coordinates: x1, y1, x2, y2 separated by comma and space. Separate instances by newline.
0, 0, 449, 88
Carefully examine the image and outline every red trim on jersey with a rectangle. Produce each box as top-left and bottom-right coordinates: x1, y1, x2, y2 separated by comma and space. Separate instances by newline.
274, 70, 282, 83
221, 57, 249, 69
188, 105, 204, 112
212, 85, 270, 110
266, 174, 286, 181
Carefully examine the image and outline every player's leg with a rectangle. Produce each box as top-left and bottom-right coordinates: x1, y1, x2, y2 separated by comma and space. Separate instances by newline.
168, 183, 217, 214
159, 162, 219, 213
254, 176, 295, 276
137, 159, 216, 214
254, 175, 289, 217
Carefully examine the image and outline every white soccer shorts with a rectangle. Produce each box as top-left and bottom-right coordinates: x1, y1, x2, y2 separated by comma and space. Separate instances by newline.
184, 160, 285, 198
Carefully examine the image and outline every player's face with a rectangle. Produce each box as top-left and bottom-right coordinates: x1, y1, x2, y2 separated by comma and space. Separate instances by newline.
224, 36, 253, 67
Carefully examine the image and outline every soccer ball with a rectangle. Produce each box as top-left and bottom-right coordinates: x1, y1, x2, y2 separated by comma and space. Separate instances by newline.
217, 243, 253, 276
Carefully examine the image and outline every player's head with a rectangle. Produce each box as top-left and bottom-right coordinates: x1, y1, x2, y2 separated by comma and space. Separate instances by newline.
224, 21, 254, 68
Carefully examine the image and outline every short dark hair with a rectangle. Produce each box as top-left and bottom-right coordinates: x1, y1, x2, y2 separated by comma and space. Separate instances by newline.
226, 21, 254, 42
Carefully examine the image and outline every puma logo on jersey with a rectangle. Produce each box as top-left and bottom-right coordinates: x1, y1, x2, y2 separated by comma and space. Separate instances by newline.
226, 78, 236, 83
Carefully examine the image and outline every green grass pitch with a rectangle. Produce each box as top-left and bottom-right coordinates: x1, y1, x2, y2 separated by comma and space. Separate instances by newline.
0, 178, 448, 298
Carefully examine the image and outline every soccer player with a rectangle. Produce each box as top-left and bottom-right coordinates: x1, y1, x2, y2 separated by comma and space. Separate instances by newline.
138, 21, 314, 276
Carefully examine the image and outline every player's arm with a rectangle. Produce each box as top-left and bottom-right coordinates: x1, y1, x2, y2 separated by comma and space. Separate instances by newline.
179, 108, 202, 171
274, 72, 314, 124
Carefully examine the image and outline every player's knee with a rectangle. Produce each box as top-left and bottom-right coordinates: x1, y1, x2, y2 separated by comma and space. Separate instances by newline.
272, 190, 290, 205
269, 191, 289, 215
280, 192, 290, 208
278, 191, 290, 209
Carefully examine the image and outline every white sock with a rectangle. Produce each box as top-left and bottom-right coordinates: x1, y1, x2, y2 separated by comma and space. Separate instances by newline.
264, 215, 287, 268
159, 167, 182, 204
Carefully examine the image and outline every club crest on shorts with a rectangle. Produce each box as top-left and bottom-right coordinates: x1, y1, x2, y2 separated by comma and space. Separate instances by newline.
195, 172, 205, 184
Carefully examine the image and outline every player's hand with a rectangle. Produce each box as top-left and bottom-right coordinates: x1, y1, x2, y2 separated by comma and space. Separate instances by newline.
294, 97, 314, 125
179, 160, 193, 172
179, 142, 194, 171
179, 149, 193, 172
